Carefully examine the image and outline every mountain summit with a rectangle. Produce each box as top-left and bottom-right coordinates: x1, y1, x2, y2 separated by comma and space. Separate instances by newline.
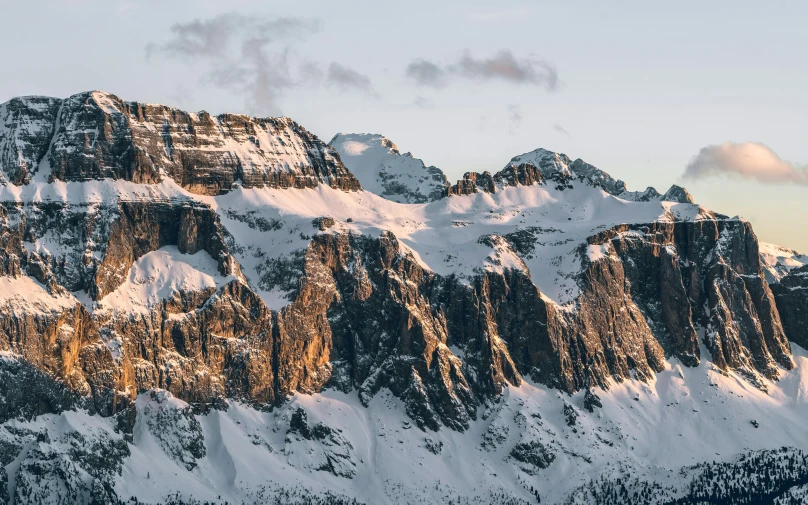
329, 133, 448, 203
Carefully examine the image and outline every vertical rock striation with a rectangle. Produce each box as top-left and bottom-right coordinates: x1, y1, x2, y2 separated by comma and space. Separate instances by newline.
0, 91, 361, 193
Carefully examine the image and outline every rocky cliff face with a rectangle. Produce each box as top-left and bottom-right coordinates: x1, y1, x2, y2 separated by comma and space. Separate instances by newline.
445, 163, 545, 196
772, 265, 808, 350
599, 219, 793, 381
0, 91, 805, 505
0, 91, 360, 193
0, 187, 788, 438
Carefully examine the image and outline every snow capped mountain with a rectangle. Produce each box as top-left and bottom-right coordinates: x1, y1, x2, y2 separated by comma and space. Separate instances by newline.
760, 241, 808, 283
0, 91, 360, 192
329, 133, 448, 203
0, 91, 807, 505
505, 147, 628, 196
504, 148, 696, 204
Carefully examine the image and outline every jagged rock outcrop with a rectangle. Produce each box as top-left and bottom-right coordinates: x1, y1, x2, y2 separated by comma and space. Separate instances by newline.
506, 148, 628, 196
284, 407, 357, 478
619, 184, 695, 204
138, 390, 206, 470
92, 200, 234, 299
0, 91, 361, 193
445, 163, 544, 196
443, 155, 694, 205
446, 171, 497, 196
311, 232, 478, 431
595, 218, 793, 380
0, 195, 271, 414
772, 265, 808, 349
0, 96, 63, 185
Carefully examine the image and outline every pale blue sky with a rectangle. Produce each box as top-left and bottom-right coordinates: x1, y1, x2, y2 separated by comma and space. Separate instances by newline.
2, 0, 806, 249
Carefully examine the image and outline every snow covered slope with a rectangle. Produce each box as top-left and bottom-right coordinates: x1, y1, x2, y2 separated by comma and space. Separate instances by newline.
760, 241, 808, 283
329, 133, 449, 203
212, 180, 698, 305
95, 246, 232, 315
6, 345, 808, 505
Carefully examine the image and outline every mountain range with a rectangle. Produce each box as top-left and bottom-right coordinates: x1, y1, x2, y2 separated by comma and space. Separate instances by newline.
0, 91, 807, 505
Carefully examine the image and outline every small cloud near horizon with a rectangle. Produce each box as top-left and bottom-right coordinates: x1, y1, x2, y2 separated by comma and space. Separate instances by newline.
683, 142, 808, 185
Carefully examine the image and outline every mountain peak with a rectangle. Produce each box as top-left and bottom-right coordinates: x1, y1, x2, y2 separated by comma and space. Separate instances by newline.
329, 133, 448, 203
506, 147, 629, 196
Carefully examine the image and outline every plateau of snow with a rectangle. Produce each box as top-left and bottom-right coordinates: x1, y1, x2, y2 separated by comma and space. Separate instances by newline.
95, 246, 231, 315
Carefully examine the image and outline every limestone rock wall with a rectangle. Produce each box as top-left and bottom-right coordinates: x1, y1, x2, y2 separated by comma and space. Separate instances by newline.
0, 91, 361, 194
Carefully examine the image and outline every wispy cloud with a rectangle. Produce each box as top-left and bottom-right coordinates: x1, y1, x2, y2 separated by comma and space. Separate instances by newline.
412, 96, 434, 108
684, 142, 808, 185
147, 13, 374, 115
553, 123, 571, 138
451, 51, 558, 88
406, 60, 448, 88
507, 104, 522, 134
405, 50, 559, 91
326, 63, 376, 95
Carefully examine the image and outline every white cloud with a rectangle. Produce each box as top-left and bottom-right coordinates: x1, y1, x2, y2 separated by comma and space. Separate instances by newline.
684, 142, 808, 185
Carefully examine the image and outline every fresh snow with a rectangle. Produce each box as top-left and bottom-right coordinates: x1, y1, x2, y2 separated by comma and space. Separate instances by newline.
330, 133, 448, 203
0, 178, 194, 205
95, 246, 230, 315
760, 241, 808, 283
209, 182, 702, 305
5, 343, 808, 504
0, 275, 78, 314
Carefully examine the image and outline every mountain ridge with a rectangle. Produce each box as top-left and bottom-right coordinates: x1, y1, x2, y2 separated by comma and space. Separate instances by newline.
0, 90, 361, 193
330, 132, 695, 205
0, 90, 806, 504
